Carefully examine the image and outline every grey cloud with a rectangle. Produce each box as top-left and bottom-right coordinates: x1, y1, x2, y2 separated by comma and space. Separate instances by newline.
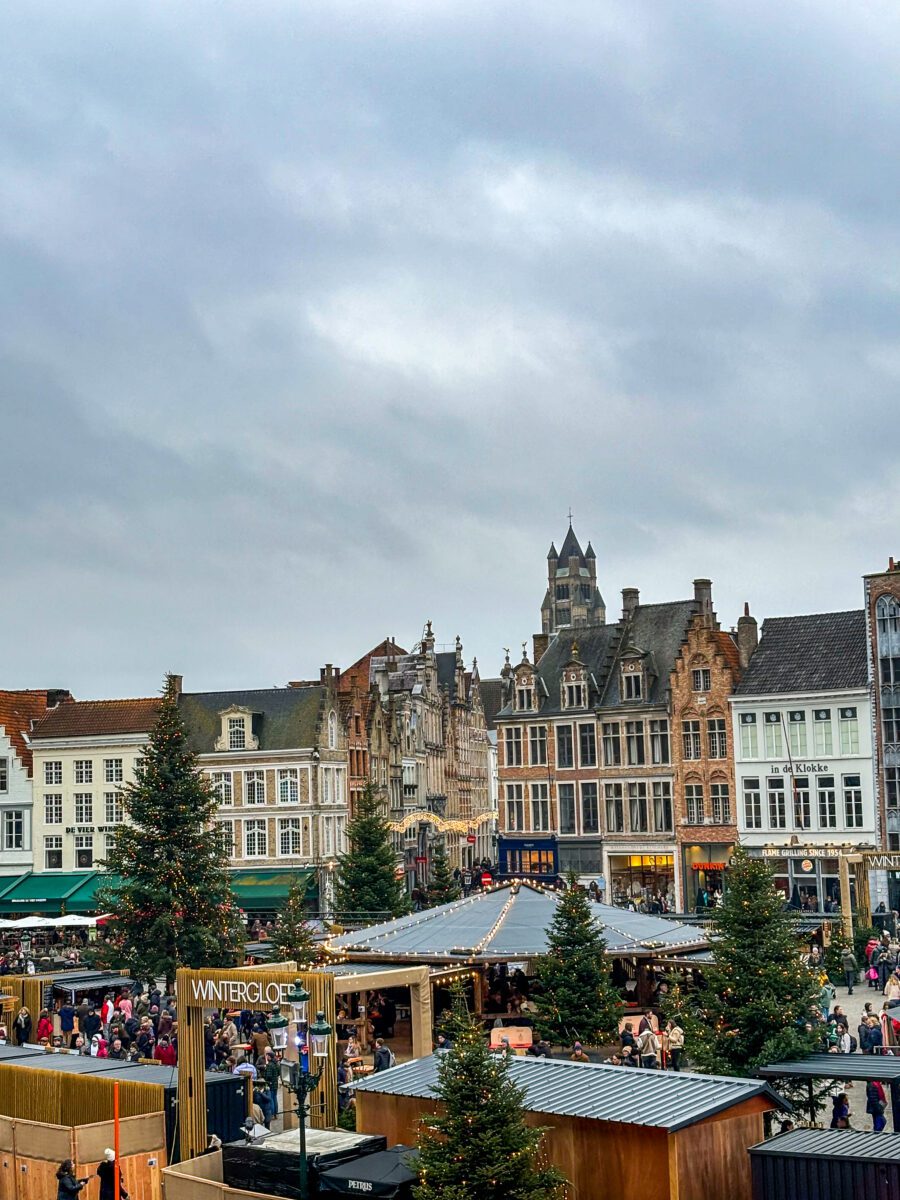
2, 0, 899, 694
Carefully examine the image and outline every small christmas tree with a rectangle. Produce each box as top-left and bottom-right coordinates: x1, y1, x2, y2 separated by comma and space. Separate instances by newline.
95, 674, 244, 989
269, 875, 319, 969
663, 847, 820, 1076
414, 989, 566, 1200
425, 843, 461, 907
333, 780, 410, 920
533, 876, 621, 1046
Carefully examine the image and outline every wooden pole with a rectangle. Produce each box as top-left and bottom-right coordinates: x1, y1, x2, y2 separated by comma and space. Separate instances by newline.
113, 1082, 120, 1200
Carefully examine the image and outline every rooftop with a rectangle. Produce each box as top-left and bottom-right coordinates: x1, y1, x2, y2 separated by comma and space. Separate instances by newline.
178, 686, 325, 753
30, 697, 161, 740
734, 610, 867, 697
353, 1055, 788, 1132
326, 881, 707, 962
0, 690, 64, 772
750, 1127, 900, 1162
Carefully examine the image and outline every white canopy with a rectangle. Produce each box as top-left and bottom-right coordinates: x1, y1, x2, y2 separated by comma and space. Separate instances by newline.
0, 914, 105, 930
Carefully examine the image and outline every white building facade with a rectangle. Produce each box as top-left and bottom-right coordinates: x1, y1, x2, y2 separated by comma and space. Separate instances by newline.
731, 611, 877, 910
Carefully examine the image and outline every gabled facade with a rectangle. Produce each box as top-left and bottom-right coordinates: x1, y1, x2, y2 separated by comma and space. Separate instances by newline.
864, 558, 900, 908
0, 690, 70, 875
367, 623, 492, 885
671, 583, 749, 909
498, 573, 703, 909
179, 667, 349, 905
731, 610, 875, 912
336, 638, 407, 817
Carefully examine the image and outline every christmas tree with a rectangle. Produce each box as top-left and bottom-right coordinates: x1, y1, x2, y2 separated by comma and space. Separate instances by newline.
333, 780, 410, 920
533, 876, 621, 1046
425, 843, 461, 907
95, 674, 244, 989
663, 847, 820, 1076
414, 989, 566, 1200
269, 875, 319, 969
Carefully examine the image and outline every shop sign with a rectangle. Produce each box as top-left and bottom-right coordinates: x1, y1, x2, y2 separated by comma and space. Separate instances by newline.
864, 853, 900, 871
799, 859, 815, 873
190, 977, 295, 1007
691, 862, 726, 871
65, 826, 95, 834
466, 835, 477, 844
414, 855, 427, 863
765, 763, 831, 775
760, 846, 834, 859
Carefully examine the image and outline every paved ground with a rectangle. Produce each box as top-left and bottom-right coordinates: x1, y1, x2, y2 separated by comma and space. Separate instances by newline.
816, 975, 897, 1131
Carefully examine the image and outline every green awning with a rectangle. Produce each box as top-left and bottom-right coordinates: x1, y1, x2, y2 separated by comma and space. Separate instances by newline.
0, 871, 103, 915
65, 873, 120, 914
229, 868, 316, 909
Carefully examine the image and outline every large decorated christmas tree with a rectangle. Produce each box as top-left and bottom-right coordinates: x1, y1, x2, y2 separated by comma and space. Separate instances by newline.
663, 847, 819, 1075
333, 780, 410, 920
415, 990, 566, 1200
534, 876, 621, 1046
95, 674, 244, 989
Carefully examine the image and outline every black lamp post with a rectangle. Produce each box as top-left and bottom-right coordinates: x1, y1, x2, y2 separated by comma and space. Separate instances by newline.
279, 980, 333, 1200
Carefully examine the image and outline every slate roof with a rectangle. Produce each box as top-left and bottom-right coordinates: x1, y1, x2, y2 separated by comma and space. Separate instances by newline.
0, 691, 62, 774
326, 881, 707, 961
352, 1055, 788, 1131
31, 697, 161, 740
178, 687, 324, 753
599, 600, 698, 706
478, 678, 504, 731
500, 598, 698, 719
557, 524, 585, 565
435, 651, 458, 701
733, 610, 867, 697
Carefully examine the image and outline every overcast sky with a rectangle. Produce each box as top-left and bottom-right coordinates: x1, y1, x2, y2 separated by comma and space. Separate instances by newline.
3, 1, 899, 698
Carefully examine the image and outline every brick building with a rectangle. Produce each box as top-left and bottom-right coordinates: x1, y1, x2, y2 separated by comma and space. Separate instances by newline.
864, 558, 900, 907
671, 583, 752, 908
335, 638, 407, 816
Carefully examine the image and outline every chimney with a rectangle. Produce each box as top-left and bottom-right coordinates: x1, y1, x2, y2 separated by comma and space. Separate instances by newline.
737, 603, 758, 669
533, 633, 549, 663
693, 578, 713, 623
169, 674, 183, 696
622, 588, 640, 620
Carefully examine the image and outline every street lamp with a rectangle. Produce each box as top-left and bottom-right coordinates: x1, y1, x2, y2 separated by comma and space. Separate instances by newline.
279, 981, 332, 1200
268, 1006, 288, 1051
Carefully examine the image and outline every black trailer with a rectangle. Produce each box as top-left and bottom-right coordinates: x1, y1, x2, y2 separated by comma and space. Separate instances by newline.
319, 1145, 418, 1199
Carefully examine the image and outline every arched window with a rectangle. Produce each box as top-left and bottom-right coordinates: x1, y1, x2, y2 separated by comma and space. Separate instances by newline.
328, 710, 337, 750
877, 595, 900, 636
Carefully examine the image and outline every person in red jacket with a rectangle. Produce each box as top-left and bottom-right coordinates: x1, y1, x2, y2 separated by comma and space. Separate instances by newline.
154, 1036, 177, 1067
36, 1010, 54, 1042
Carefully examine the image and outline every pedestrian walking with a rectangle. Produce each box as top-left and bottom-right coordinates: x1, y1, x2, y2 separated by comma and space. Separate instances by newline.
830, 1093, 851, 1129
841, 946, 859, 995
373, 1038, 395, 1072
14, 1007, 31, 1046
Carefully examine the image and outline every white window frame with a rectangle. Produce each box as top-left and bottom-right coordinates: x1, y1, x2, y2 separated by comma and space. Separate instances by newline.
244, 770, 266, 806
104, 792, 124, 824
104, 758, 124, 784
44, 835, 63, 870
44, 794, 63, 825
211, 771, 233, 806
44, 761, 63, 786
2, 810, 25, 851
0, 758, 8, 794
73, 760, 93, 784
278, 817, 303, 857
244, 818, 268, 857
228, 716, 247, 750
278, 768, 299, 805
74, 793, 93, 824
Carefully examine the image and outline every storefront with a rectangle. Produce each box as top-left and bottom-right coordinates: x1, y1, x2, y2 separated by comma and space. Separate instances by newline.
607, 851, 675, 910
680, 843, 735, 911
558, 838, 603, 875
497, 836, 558, 879
750, 847, 850, 911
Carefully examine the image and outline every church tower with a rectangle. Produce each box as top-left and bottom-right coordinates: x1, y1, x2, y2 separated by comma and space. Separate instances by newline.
541, 522, 606, 634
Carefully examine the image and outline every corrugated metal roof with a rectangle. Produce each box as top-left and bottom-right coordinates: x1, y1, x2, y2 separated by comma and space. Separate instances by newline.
757, 1055, 900, 1081
751, 1128, 900, 1162
327, 882, 707, 962
353, 1055, 786, 1132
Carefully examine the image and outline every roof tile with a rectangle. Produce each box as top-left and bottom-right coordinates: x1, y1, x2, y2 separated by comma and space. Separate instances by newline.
31, 697, 161, 740
734, 611, 867, 696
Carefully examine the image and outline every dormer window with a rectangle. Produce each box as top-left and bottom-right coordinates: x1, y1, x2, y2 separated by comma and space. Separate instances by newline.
621, 660, 643, 701
215, 705, 259, 752
228, 717, 246, 750
516, 686, 534, 711
563, 682, 586, 709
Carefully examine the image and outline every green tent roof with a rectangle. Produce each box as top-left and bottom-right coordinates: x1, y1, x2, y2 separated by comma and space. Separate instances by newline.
230, 868, 316, 908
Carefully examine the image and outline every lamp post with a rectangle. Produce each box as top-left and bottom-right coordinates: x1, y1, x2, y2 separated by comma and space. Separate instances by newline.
268, 1005, 288, 1051
279, 980, 332, 1200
